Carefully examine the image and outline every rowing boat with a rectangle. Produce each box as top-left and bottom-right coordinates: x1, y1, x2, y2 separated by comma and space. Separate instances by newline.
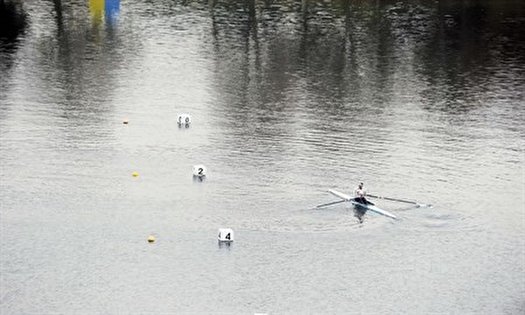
328, 189, 397, 219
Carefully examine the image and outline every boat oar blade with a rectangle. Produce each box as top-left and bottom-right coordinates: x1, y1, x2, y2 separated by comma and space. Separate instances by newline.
315, 200, 346, 209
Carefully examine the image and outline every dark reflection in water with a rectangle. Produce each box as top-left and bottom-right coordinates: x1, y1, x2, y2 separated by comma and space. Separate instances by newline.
193, 175, 206, 183
33, 0, 127, 145
413, 1, 525, 113
0, 0, 27, 45
0, 0, 27, 83
218, 241, 233, 249
2, 0, 522, 120
208, 0, 524, 111
353, 206, 366, 224
204, 0, 524, 168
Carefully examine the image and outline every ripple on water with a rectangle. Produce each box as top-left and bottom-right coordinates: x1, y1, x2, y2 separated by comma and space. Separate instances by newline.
395, 204, 490, 234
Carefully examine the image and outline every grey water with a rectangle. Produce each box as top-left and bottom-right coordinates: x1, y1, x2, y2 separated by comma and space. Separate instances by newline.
1, 0, 524, 313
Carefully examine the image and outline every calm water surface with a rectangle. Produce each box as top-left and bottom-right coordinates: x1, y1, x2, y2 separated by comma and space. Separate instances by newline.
1, 0, 524, 313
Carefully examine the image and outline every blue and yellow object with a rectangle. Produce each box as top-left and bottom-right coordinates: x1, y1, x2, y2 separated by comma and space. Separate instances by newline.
89, 0, 120, 25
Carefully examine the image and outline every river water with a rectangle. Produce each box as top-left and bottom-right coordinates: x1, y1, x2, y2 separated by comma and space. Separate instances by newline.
1, 0, 524, 314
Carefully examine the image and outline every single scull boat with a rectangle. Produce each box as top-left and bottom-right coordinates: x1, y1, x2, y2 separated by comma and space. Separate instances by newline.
327, 189, 397, 219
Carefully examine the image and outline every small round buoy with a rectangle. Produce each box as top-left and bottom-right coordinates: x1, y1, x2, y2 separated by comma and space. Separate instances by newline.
218, 228, 234, 242
132, 171, 139, 177
147, 235, 155, 243
192, 165, 206, 177
177, 114, 191, 126
123, 119, 129, 124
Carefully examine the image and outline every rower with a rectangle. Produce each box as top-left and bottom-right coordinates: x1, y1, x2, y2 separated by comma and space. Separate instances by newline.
354, 182, 372, 205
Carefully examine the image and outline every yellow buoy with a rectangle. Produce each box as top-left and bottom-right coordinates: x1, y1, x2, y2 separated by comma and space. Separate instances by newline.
148, 235, 155, 243
132, 171, 139, 177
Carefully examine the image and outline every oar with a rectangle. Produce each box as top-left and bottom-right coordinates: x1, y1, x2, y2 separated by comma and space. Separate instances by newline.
316, 200, 346, 209
367, 194, 431, 208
